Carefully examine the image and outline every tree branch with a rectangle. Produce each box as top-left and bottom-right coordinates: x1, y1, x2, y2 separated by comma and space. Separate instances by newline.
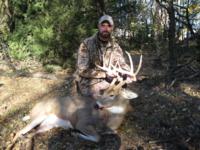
174, 4, 187, 10
174, 8, 187, 18
175, 17, 188, 26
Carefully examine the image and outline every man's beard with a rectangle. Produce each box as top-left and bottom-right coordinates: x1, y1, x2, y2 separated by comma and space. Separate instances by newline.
99, 31, 111, 42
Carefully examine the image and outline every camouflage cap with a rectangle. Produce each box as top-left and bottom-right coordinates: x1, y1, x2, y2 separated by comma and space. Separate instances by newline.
98, 15, 114, 26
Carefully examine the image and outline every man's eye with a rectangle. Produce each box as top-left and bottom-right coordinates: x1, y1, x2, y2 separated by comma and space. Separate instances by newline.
101, 25, 111, 28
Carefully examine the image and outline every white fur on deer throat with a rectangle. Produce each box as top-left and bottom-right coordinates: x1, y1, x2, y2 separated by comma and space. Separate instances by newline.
96, 101, 125, 114
106, 106, 125, 114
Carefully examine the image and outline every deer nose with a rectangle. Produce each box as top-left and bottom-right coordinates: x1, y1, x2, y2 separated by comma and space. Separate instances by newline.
95, 101, 104, 109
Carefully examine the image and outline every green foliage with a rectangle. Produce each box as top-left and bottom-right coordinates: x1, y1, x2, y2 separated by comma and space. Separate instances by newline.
8, 40, 30, 60
7, 0, 98, 66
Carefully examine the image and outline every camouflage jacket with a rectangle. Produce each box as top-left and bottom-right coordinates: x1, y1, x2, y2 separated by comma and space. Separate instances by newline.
76, 33, 130, 82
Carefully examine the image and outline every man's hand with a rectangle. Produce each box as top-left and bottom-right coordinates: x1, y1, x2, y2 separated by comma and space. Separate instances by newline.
105, 69, 118, 83
105, 74, 114, 83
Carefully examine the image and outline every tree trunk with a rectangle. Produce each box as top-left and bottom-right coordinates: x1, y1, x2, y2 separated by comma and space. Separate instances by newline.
0, 0, 11, 35
156, 0, 177, 73
154, 3, 162, 58
167, 0, 177, 71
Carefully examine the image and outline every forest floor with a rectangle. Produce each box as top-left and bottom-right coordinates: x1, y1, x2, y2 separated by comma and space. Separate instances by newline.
0, 50, 200, 150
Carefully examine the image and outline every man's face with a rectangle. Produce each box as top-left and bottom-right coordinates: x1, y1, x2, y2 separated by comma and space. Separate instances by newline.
98, 22, 113, 39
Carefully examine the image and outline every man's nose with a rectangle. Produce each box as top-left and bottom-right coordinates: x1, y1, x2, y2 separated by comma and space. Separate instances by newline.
102, 27, 109, 32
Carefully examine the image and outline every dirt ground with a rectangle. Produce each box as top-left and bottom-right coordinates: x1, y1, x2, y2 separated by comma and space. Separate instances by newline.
0, 51, 200, 150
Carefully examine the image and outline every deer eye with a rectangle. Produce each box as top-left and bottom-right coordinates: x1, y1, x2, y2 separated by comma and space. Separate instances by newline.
100, 90, 104, 95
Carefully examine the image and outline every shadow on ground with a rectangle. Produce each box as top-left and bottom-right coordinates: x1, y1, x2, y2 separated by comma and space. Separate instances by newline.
123, 70, 200, 150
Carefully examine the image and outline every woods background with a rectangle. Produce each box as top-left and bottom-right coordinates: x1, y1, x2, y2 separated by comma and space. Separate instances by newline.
0, 0, 199, 72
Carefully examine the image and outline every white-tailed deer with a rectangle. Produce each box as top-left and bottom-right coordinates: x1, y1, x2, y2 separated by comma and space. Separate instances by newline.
7, 51, 142, 149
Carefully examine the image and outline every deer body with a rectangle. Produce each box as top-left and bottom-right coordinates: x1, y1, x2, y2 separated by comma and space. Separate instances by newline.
11, 91, 133, 147
9, 51, 142, 149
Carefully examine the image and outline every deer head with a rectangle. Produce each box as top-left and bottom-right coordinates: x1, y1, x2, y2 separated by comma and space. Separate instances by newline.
95, 51, 142, 108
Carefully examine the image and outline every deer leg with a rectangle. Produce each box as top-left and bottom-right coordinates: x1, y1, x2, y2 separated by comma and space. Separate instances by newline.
34, 123, 55, 134
107, 114, 124, 131
13, 115, 47, 141
35, 114, 72, 134
6, 115, 47, 150
75, 119, 100, 142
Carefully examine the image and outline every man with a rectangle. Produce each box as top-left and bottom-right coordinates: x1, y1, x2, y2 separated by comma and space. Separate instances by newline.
75, 15, 132, 98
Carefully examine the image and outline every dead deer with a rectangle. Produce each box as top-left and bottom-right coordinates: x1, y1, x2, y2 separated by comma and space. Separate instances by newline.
7, 51, 142, 149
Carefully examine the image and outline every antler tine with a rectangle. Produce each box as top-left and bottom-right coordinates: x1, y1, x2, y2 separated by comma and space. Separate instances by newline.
134, 55, 143, 75
111, 65, 133, 76
104, 78, 118, 94
112, 77, 127, 91
110, 60, 120, 72
95, 64, 109, 71
104, 75, 126, 95
125, 51, 134, 73
96, 52, 115, 73
111, 52, 142, 78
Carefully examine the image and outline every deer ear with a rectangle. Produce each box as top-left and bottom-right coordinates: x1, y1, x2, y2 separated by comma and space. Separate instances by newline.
121, 89, 138, 100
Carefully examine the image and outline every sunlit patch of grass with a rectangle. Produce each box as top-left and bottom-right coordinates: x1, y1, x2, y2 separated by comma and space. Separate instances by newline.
180, 83, 200, 99
0, 74, 67, 149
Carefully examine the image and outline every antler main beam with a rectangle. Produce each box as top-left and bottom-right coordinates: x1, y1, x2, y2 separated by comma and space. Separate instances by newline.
96, 51, 142, 82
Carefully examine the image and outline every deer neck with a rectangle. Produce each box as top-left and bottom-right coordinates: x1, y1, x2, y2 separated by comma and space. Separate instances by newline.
95, 97, 127, 114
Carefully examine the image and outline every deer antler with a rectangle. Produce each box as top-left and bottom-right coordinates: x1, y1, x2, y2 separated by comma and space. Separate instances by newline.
112, 51, 143, 81
96, 52, 119, 77
96, 51, 143, 95
96, 51, 142, 81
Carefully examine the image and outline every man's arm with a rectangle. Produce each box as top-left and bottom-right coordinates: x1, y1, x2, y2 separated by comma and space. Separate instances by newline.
77, 42, 106, 79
